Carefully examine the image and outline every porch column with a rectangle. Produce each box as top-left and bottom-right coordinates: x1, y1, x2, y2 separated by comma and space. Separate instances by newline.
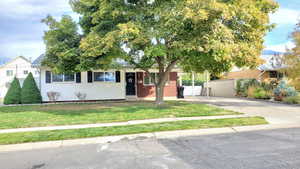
206, 70, 209, 98
192, 72, 195, 96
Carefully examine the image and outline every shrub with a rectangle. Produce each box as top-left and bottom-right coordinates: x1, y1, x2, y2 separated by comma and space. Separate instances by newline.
247, 86, 257, 98
75, 92, 87, 100
3, 77, 21, 105
236, 79, 260, 97
273, 80, 298, 101
253, 87, 271, 99
283, 96, 300, 104
21, 73, 42, 104
47, 92, 60, 102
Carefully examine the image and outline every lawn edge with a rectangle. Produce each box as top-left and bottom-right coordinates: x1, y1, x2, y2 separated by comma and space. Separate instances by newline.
2, 123, 300, 153
0, 117, 267, 145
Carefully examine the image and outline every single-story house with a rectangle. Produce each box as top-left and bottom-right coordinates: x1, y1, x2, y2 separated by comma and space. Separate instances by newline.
33, 55, 180, 102
222, 67, 284, 82
222, 50, 285, 82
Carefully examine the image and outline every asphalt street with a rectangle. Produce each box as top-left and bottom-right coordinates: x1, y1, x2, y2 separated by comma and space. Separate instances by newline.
1, 127, 300, 169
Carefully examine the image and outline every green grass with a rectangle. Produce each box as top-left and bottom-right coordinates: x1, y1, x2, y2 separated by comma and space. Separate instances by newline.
0, 101, 240, 129
0, 117, 267, 145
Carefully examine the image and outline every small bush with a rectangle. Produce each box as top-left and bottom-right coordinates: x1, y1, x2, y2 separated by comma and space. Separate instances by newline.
247, 86, 271, 99
253, 87, 271, 99
283, 96, 300, 104
247, 86, 257, 98
3, 77, 21, 105
21, 73, 42, 104
75, 92, 87, 100
273, 80, 298, 101
47, 92, 60, 102
236, 79, 260, 97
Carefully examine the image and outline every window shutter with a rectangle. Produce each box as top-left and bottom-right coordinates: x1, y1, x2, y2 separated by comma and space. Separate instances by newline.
87, 71, 93, 83
76, 72, 81, 83
46, 71, 51, 83
115, 71, 121, 83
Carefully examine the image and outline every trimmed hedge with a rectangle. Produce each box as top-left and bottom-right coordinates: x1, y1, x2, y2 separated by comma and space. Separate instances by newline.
3, 77, 21, 105
21, 73, 42, 104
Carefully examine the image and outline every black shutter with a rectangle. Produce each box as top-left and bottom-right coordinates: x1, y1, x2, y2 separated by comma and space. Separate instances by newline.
116, 71, 121, 83
46, 71, 51, 83
76, 72, 81, 83
87, 71, 93, 83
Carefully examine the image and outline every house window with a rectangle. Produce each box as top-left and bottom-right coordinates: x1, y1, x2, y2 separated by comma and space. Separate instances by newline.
269, 71, 278, 78
52, 73, 75, 82
64, 74, 75, 82
144, 73, 169, 85
144, 73, 156, 85
24, 70, 29, 75
94, 72, 115, 82
6, 70, 13, 77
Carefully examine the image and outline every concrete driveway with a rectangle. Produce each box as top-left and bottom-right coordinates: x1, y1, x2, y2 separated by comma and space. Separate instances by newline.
185, 97, 300, 125
1, 127, 300, 169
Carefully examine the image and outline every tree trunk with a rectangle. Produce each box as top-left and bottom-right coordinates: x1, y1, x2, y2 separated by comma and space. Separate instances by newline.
153, 58, 178, 106
155, 82, 165, 105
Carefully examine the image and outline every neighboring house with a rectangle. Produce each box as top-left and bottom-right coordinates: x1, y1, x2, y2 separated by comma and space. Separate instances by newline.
0, 56, 39, 101
223, 50, 285, 81
223, 68, 284, 81
33, 55, 180, 102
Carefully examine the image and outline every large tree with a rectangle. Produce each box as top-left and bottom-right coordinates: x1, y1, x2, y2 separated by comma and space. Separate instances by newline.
283, 22, 300, 90
43, 0, 278, 105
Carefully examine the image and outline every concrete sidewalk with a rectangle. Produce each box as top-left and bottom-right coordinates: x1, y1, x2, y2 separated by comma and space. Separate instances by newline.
0, 114, 248, 134
0, 123, 299, 152
185, 97, 300, 125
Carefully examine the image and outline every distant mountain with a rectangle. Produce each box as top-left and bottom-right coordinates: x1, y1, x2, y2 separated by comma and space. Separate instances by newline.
262, 50, 284, 55
0, 57, 11, 66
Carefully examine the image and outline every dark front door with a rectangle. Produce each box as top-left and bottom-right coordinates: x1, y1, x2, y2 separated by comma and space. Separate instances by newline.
126, 72, 136, 96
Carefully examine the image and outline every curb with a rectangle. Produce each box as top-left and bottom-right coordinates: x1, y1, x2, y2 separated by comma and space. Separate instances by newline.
0, 124, 299, 152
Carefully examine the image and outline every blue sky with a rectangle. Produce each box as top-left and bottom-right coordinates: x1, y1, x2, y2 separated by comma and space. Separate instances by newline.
0, 0, 299, 60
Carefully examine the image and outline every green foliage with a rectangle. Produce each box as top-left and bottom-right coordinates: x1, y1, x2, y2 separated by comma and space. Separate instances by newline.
3, 77, 21, 105
236, 79, 274, 98
44, 0, 278, 74
21, 73, 42, 104
236, 79, 259, 97
283, 96, 300, 104
283, 20, 300, 89
42, 15, 81, 73
182, 80, 204, 86
43, 0, 278, 102
253, 87, 271, 99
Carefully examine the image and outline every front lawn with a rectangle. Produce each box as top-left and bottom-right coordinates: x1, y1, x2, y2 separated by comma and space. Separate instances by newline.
0, 117, 267, 145
0, 101, 240, 129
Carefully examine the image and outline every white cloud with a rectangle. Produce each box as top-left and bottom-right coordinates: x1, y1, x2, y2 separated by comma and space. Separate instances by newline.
1, 40, 46, 60
270, 8, 300, 25
265, 41, 295, 52
0, 0, 73, 19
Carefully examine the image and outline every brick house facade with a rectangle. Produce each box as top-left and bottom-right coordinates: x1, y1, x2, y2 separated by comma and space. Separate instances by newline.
136, 72, 178, 98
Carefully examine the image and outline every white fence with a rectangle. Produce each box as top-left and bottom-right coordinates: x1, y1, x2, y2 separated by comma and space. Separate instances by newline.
183, 86, 203, 96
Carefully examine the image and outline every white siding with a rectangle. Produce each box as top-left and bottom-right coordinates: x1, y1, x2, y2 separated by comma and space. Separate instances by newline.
40, 69, 126, 102
0, 57, 39, 101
